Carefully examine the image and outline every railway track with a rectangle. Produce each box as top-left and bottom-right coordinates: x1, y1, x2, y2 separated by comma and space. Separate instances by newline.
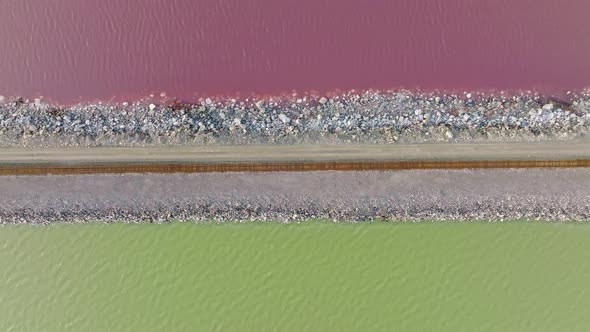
1, 159, 589, 175
1, 142, 589, 175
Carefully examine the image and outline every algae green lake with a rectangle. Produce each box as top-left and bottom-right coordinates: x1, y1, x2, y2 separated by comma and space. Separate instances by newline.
1, 222, 589, 331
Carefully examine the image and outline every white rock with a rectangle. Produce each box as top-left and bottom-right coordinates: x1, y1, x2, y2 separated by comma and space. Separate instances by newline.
319, 97, 328, 104
278, 113, 291, 124
205, 98, 213, 105
542, 103, 553, 111
148, 104, 156, 111
414, 109, 422, 115
0, 95, 5, 102
445, 130, 454, 139
233, 118, 241, 126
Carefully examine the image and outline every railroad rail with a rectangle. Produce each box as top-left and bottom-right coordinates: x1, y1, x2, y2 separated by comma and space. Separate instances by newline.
1, 159, 589, 175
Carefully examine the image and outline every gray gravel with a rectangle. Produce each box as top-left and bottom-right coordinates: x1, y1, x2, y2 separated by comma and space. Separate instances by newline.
1, 169, 589, 224
1, 90, 589, 147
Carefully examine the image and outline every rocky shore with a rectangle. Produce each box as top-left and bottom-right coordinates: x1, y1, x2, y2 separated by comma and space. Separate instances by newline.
1, 90, 589, 147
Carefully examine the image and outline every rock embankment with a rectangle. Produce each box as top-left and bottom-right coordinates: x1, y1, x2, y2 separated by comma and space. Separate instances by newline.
0, 91, 589, 147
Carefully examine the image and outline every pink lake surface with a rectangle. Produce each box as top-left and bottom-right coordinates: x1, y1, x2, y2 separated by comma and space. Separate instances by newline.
1, 0, 589, 104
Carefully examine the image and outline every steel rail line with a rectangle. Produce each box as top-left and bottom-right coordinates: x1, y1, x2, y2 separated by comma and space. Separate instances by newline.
1, 159, 589, 175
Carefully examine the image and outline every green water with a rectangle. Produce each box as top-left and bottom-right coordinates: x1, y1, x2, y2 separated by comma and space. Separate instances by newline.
1, 222, 589, 331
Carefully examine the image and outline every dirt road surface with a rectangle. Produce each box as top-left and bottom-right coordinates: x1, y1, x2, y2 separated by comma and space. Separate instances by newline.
1, 169, 589, 223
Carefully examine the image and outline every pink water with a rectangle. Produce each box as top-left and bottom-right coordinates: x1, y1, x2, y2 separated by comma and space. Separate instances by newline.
1, 0, 589, 104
